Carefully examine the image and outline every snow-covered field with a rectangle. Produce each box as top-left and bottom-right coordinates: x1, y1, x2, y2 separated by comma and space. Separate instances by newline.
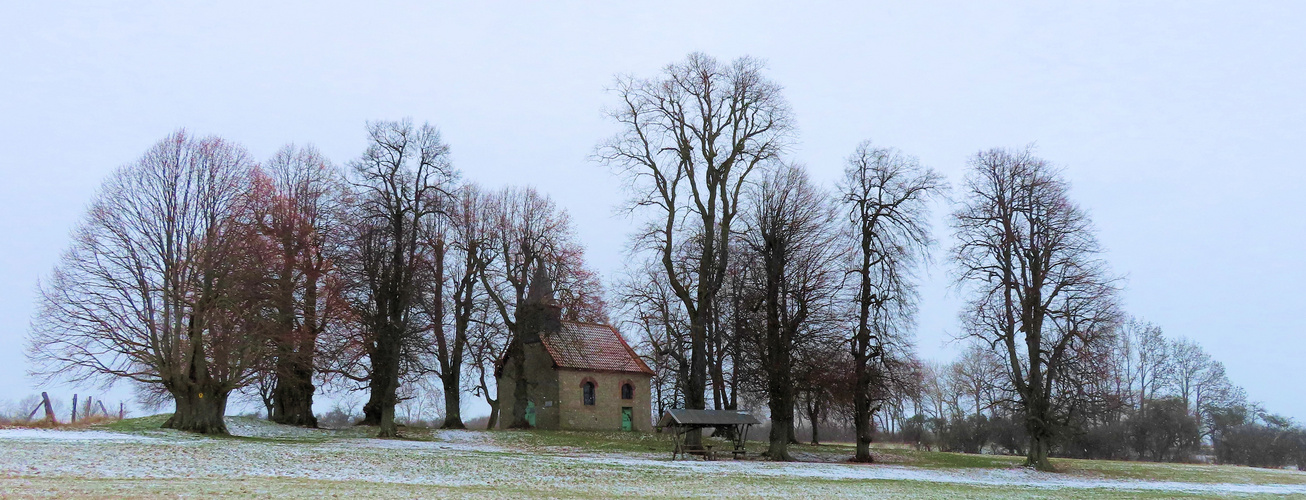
0, 418, 1303, 498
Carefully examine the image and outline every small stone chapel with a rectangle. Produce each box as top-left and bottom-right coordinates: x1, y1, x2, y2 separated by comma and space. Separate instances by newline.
496, 268, 653, 432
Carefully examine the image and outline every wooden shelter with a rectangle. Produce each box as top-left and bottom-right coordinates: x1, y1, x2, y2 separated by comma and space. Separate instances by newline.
657, 409, 760, 460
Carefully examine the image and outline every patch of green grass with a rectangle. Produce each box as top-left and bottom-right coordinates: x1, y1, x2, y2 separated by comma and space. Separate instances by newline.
1058, 458, 1306, 485
100, 413, 171, 432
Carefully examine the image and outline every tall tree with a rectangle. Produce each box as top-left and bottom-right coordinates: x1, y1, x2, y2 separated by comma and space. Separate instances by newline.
598, 52, 794, 445
838, 142, 943, 462
951, 147, 1118, 470
740, 164, 843, 460
29, 131, 268, 434
255, 144, 346, 427
341, 119, 456, 437
427, 184, 494, 429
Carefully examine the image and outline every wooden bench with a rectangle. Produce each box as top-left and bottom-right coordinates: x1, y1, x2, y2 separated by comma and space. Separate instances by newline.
684, 444, 717, 461
731, 444, 747, 459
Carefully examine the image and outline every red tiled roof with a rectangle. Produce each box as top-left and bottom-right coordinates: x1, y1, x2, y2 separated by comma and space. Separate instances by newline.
539, 321, 654, 375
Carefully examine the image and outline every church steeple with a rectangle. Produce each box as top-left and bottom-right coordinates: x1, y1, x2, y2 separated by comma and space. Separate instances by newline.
519, 262, 562, 343
526, 263, 555, 306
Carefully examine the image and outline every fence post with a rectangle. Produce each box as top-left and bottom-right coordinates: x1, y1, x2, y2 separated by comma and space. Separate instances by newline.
40, 392, 57, 423
97, 400, 109, 417
72, 394, 78, 423
119, 402, 125, 419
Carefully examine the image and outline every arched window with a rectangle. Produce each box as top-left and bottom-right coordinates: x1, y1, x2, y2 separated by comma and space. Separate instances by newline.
621, 383, 634, 400
582, 381, 596, 406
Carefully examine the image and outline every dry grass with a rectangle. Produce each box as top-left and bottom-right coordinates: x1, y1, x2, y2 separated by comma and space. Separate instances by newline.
0, 414, 122, 429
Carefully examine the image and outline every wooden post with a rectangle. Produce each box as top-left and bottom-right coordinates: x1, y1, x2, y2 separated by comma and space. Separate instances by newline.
85, 396, 92, 418
97, 400, 109, 417
119, 402, 125, 419
71, 394, 78, 424
41, 392, 57, 423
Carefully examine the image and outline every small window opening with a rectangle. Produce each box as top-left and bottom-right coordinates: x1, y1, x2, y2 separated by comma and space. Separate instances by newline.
621, 383, 634, 400
583, 381, 596, 406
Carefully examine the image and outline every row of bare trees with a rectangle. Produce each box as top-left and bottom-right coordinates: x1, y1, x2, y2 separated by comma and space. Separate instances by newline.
29, 121, 606, 436
895, 316, 1260, 464
602, 53, 947, 461
600, 53, 1240, 469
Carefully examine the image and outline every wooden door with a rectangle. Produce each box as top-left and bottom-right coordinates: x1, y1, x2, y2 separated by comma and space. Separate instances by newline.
621, 407, 633, 431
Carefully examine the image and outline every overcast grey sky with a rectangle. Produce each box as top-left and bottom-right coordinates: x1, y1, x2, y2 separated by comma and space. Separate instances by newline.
2, 1, 1302, 420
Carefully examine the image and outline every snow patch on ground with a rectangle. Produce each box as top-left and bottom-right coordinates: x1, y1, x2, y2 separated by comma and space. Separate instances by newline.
224, 417, 334, 439
0, 429, 158, 442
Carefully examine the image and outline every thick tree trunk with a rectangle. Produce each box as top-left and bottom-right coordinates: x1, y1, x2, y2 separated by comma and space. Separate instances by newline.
361, 390, 382, 425
1027, 432, 1053, 471
1024, 395, 1055, 471
766, 398, 794, 461
164, 387, 230, 435
440, 373, 465, 429
853, 365, 875, 462
684, 320, 707, 447
272, 350, 318, 427
272, 273, 320, 428
363, 325, 403, 437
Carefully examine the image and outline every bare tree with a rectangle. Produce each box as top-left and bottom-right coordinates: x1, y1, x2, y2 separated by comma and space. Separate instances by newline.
598, 52, 794, 446
29, 131, 268, 434
1118, 318, 1171, 416
951, 147, 1119, 470
838, 142, 944, 462
618, 262, 691, 418
739, 164, 843, 461
465, 307, 508, 429
339, 119, 456, 437
254, 144, 346, 427
948, 343, 1006, 419
425, 184, 494, 429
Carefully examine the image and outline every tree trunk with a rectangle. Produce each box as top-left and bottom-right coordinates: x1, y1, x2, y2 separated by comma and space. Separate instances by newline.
485, 399, 499, 430
363, 324, 403, 437
766, 398, 794, 461
272, 346, 318, 427
377, 337, 402, 437
1027, 431, 1053, 471
853, 364, 875, 462
272, 272, 320, 428
164, 386, 230, 435
440, 373, 465, 429
684, 320, 707, 447
808, 396, 822, 445
1024, 394, 1055, 471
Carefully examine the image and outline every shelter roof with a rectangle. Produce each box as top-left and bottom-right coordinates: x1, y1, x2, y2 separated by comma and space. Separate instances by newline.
657, 409, 762, 427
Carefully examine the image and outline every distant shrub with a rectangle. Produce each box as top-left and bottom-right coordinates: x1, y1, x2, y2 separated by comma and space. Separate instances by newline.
316, 405, 360, 429
464, 415, 493, 430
